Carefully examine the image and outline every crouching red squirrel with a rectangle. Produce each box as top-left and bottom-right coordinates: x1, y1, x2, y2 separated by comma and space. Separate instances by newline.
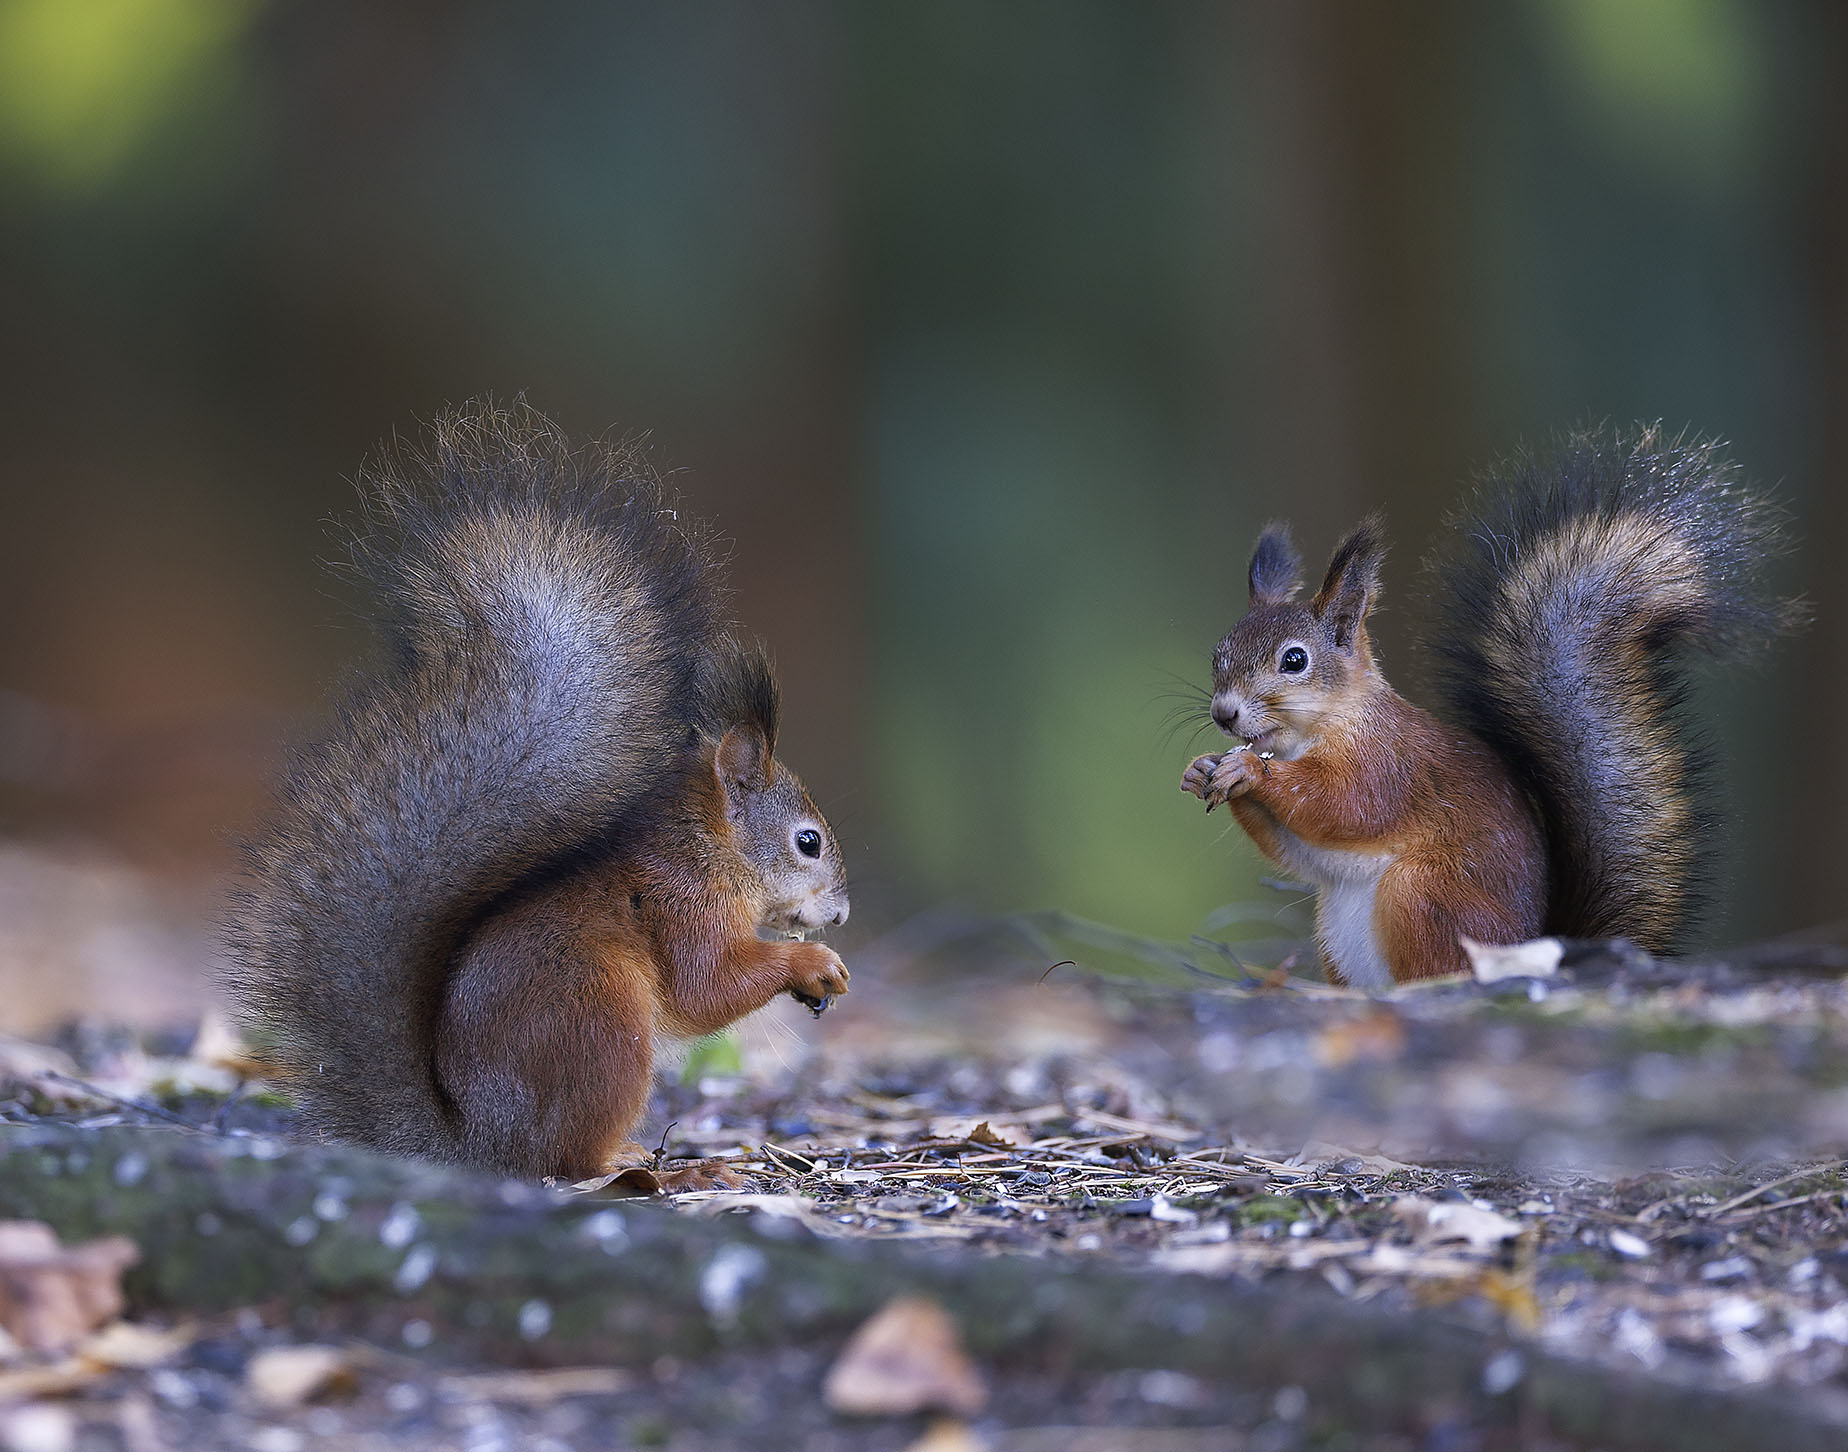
225, 401, 848, 1186
1182, 427, 1802, 986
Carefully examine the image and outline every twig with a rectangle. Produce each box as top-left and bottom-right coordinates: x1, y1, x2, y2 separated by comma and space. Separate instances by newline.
44, 1072, 200, 1131
1716, 1190, 1842, 1225
1706, 1162, 1845, 1218
759, 1141, 822, 1175
211, 1080, 250, 1135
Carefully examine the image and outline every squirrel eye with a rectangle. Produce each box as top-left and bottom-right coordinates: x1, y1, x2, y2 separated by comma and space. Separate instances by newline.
795, 828, 822, 859
1279, 645, 1310, 674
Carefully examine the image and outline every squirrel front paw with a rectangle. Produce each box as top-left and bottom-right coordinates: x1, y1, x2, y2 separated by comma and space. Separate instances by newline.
1183, 748, 1262, 810
786, 943, 849, 1017
1205, 747, 1263, 805
1181, 753, 1224, 802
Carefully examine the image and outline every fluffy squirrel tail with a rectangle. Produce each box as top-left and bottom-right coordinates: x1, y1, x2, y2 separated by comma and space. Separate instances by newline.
224, 399, 730, 1158
1425, 425, 1803, 952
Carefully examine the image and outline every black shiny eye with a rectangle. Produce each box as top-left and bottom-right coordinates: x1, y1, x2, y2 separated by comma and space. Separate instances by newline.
1279, 646, 1309, 674
795, 829, 822, 859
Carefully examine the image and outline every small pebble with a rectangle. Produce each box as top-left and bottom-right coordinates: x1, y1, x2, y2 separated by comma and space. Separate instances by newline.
0, 1403, 75, 1452
1609, 1229, 1652, 1259
1481, 1350, 1524, 1395
385, 1382, 423, 1414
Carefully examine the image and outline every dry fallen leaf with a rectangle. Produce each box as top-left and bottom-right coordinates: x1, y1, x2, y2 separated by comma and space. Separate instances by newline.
1394, 1198, 1524, 1254
928, 1118, 1025, 1148
1299, 1142, 1422, 1177
570, 1166, 664, 1197
188, 1006, 247, 1072
245, 1344, 356, 1409
1460, 935, 1562, 983
0, 1036, 80, 1101
0, 1222, 140, 1354
823, 1297, 986, 1418
903, 1418, 984, 1452
77, 1320, 195, 1370
1313, 1007, 1407, 1068
0, 1358, 103, 1403
691, 1193, 812, 1221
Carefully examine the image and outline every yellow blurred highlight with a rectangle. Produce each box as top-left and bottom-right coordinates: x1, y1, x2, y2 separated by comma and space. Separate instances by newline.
0, 0, 259, 190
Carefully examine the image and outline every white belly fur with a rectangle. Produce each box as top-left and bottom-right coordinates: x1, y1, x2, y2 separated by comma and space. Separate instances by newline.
1268, 827, 1395, 990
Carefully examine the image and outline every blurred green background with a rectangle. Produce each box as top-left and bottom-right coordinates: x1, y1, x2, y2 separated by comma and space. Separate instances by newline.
0, 0, 1840, 976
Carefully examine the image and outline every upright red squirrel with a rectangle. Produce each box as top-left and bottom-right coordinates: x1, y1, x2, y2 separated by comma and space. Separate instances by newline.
1182, 428, 1802, 986
226, 402, 849, 1186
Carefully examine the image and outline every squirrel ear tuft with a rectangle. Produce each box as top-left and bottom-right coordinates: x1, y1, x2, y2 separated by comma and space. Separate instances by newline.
1248, 524, 1303, 606
716, 723, 774, 801
1311, 514, 1387, 650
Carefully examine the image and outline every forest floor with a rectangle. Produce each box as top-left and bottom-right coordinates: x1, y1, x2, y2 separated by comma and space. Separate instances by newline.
6, 921, 1848, 1450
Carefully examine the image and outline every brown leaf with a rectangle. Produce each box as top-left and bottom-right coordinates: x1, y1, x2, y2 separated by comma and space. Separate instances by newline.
77, 1320, 195, 1370
1313, 1007, 1407, 1068
0, 1221, 139, 1354
903, 1419, 984, 1452
823, 1297, 986, 1418
928, 1117, 1024, 1148
245, 1344, 357, 1409
1299, 1142, 1422, 1177
569, 1166, 664, 1197
0, 1358, 103, 1402
1393, 1198, 1524, 1253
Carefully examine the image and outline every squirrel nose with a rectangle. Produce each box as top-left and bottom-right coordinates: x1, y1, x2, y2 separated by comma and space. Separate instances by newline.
830, 904, 849, 926
1213, 705, 1239, 734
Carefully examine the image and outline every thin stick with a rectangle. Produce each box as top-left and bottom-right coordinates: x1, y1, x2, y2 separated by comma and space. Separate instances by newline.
44, 1072, 198, 1131
1706, 1161, 1845, 1218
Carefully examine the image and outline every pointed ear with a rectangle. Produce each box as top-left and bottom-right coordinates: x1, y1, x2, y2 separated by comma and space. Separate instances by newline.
716, 723, 775, 806
1248, 524, 1303, 606
1311, 514, 1387, 650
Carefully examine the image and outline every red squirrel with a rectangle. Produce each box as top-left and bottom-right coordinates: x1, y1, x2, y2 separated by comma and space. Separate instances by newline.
225, 401, 848, 1186
1182, 427, 1801, 985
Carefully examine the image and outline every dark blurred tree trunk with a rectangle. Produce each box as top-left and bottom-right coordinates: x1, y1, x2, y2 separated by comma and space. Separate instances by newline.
1233, 0, 1483, 674
656, 10, 865, 844
1794, 7, 1848, 931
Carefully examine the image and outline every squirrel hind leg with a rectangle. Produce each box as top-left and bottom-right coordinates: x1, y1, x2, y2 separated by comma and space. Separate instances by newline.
437, 909, 659, 1181
1373, 853, 1542, 983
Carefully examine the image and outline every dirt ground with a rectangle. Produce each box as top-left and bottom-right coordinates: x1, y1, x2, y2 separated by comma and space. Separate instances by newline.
7, 924, 1848, 1449
5, 846, 1848, 1448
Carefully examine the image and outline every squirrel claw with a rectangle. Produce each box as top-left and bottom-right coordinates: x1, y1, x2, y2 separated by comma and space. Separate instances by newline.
789, 988, 831, 1017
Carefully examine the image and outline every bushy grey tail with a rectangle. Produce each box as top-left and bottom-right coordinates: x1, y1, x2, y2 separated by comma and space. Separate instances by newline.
1425, 426, 1803, 952
223, 399, 728, 1157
